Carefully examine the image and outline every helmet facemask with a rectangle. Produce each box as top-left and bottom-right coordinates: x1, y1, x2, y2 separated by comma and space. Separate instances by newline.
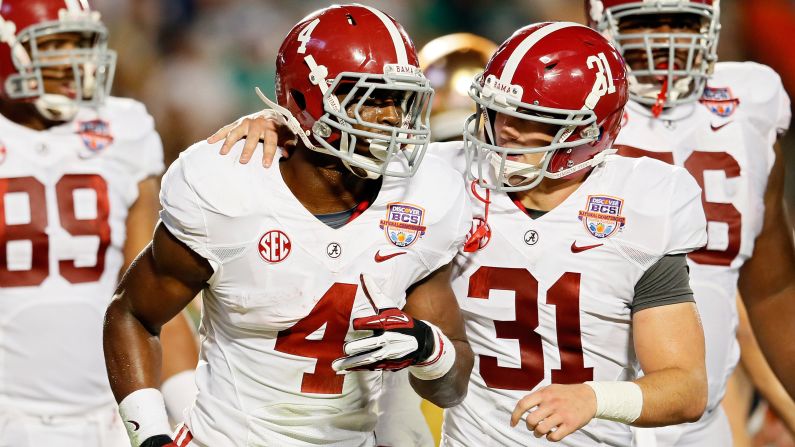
464, 73, 600, 192
599, 2, 720, 111
2, 12, 116, 121
260, 65, 433, 180
315, 66, 434, 179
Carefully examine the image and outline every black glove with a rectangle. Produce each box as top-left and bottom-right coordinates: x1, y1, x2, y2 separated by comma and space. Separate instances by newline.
141, 435, 178, 447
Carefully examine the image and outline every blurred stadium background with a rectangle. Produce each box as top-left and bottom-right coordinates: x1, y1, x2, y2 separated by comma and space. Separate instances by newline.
90, 0, 795, 445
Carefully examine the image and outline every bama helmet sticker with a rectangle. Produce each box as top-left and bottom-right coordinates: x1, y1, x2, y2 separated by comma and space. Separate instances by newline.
379, 202, 427, 248
578, 195, 626, 239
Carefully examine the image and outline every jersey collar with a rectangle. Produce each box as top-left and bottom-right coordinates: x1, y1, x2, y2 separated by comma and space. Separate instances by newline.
627, 99, 697, 122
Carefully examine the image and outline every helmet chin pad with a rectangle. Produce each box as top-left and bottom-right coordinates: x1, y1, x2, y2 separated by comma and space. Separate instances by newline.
35, 93, 78, 121
487, 151, 542, 186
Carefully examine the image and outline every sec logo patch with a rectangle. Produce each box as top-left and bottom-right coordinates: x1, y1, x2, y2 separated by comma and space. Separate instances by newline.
258, 230, 291, 263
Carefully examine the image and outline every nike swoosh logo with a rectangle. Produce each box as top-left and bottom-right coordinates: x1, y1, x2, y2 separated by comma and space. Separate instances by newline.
571, 241, 603, 253
374, 250, 406, 263
126, 420, 140, 431
710, 121, 732, 132
367, 315, 410, 325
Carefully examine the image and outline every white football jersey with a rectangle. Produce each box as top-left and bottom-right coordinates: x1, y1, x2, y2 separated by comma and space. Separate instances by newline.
159, 143, 471, 446
616, 62, 791, 424
0, 98, 164, 416
433, 144, 707, 446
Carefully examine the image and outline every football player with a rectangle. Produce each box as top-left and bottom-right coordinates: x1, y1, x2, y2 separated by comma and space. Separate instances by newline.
209, 21, 710, 446
0, 1, 198, 446
103, 5, 474, 447
587, 0, 795, 445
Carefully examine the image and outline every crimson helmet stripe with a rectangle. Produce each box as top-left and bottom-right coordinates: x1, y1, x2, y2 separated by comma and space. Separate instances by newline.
359, 5, 408, 65
499, 22, 586, 84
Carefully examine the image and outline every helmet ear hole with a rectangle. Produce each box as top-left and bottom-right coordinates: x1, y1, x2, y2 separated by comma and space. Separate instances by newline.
290, 89, 306, 111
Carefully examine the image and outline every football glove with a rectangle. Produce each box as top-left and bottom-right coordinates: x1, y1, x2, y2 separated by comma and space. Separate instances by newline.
331, 275, 455, 379
141, 435, 177, 447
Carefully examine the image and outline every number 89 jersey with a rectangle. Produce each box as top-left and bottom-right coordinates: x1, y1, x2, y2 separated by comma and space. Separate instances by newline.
0, 98, 164, 415
159, 143, 470, 446
615, 62, 791, 421
436, 145, 707, 446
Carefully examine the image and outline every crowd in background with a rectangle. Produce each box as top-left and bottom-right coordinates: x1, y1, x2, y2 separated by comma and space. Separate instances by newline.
87, 0, 761, 160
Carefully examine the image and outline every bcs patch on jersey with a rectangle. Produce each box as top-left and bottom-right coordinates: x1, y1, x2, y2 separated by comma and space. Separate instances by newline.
699, 86, 740, 117
578, 195, 626, 239
77, 119, 114, 152
379, 202, 427, 248
258, 230, 292, 263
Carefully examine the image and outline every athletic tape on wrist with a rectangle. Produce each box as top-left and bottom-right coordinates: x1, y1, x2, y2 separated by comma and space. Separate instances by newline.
118, 388, 172, 447
409, 321, 456, 380
584, 381, 643, 424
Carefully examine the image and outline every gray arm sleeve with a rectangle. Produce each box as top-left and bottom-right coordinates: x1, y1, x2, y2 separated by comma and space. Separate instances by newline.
631, 254, 694, 314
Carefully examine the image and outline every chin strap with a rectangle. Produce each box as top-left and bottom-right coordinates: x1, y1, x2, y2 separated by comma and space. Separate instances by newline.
255, 87, 315, 150
487, 151, 541, 185
35, 94, 78, 121
544, 148, 616, 180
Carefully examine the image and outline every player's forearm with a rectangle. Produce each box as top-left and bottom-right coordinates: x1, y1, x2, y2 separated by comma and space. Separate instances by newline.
743, 283, 795, 399
631, 367, 707, 426
741, 344, 795, 432
161, 311, 199, 381
409, 339, 473, 407
103, 295, 165, 402
736, 295, 795, 431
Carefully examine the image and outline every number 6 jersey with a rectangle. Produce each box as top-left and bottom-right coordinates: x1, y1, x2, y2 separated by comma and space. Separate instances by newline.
616, 61, 791, 445
0, 98, 164, 415
159, 143, 471, 446
433, 143, 707, 446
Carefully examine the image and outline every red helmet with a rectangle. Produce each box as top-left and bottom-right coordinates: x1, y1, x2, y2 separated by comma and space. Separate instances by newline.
257, 4, 433, 179
0, 0, 116, 121
586, 0, 720, 111
464, 22, 628, 192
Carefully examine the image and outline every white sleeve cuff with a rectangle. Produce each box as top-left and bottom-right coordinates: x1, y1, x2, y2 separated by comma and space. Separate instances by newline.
118, 388, 172, 446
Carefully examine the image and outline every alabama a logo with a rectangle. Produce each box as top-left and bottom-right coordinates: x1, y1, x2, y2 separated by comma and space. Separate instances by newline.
379, 202, 427, 248
258, 230, 291, 263
699, 86, 740, 118
578, 195, 626, 239
77, 119, 114, 153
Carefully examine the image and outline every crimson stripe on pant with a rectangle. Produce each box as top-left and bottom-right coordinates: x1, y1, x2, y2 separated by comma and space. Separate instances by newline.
174, 424, 194, 447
